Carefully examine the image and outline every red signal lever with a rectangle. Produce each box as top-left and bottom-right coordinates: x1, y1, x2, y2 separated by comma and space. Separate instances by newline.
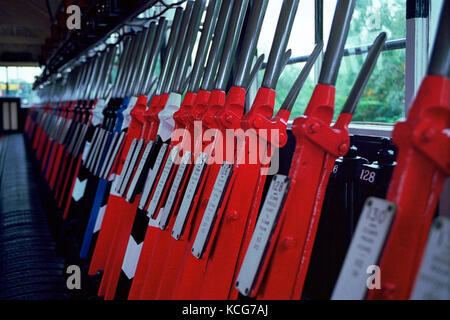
236, 31, 387, 300
368, 1, 450, 299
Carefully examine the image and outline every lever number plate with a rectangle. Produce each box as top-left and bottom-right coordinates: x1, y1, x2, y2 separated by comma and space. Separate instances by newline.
191, 162, 233, 259
147, 146, 180, 218
171, 152, 209, 240
236, 175, 290, 296
160, 151, 191, 230
331, 197, 395, 300
411, 216, 450, 300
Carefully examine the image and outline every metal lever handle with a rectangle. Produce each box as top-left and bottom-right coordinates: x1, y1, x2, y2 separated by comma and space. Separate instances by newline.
99, 45, 118, 99
162, 2, 195, 94
215, 0, 250, 91
262, 0, 300, 90
173, 0, 207, 93
341, 32, 386, 115
200, 0, 235, 91
281, 41, 324, 111
142, 17, 168, 96
182, 70, 193, 93
318, 0, 356, 86
111, 35, 132, 97
233, 0, 269, 88
155, 7, 184, 95
276, 49, 292, 86
122, 30, 146, 97
189, 0, 223, 93
428, 0, 450, 78
245, 54, 265, 92
131, 22, 158, 96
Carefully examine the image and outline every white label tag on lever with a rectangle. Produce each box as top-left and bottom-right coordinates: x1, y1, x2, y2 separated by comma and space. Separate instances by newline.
191, 162, 233, 259
171, 152, 209, 240
236, 175, 290, 296
331, 197, 396, 300
161, 151, 191, 229
147, 146, 179, 219
411, 216, 450, 300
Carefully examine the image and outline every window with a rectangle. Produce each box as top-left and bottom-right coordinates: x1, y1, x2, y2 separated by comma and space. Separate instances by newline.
335, 0, 406, 123
0, 66, 42, 107
257, 0, 407, 124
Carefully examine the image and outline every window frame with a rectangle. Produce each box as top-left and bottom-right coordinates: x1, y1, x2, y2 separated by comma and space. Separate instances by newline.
257, 0, 440, 137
